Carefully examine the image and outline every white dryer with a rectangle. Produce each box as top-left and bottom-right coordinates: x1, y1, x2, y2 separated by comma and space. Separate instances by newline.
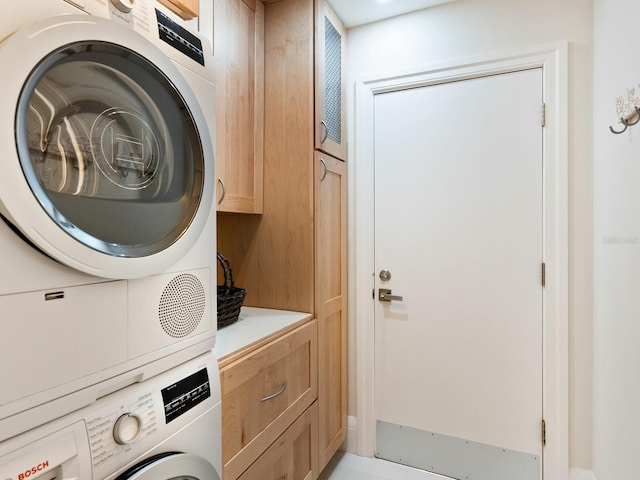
0, 0, 218, 442
0, 351, 222, 480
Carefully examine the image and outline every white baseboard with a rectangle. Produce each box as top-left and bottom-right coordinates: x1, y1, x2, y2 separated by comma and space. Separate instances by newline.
569, 468, 596, 480
340, 415, 358, 454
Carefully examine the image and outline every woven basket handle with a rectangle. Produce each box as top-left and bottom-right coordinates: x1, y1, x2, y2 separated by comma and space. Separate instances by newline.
217, 252, 235, 289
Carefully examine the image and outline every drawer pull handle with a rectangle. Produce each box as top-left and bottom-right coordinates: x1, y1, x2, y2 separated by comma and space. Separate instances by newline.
260, 381, 287, 402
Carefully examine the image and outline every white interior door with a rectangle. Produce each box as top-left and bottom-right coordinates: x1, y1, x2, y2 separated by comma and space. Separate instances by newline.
374, 68, 544, 480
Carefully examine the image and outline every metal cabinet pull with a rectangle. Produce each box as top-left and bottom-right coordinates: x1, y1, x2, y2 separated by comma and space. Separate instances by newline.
260, 381, 287, 402
282, 474, 288, 480
320, 158, 328, 182
320, 120, 329, 144
218, 177, 226, 204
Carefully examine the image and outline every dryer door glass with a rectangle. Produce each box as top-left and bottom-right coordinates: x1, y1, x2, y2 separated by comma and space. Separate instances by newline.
15, 41, 205, 258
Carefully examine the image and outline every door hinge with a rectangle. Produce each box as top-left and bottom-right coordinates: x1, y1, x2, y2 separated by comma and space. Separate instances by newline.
541, 102, 546, 127
541, 419, 546, 446
541, 262, 546, 287
373, 288, 375, 299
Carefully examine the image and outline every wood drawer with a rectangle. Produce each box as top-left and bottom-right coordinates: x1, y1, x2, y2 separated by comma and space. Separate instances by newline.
238, 402, 319, 480
221, 320, 318, 479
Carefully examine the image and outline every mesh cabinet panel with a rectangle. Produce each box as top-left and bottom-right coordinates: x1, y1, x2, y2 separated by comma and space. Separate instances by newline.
324, 16, 342, 144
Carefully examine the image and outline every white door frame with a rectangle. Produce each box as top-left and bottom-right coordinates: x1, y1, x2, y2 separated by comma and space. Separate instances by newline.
351, 43, 569, 479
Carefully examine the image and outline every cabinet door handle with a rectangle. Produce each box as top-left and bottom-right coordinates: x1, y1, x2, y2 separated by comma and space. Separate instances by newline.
282, 475, 288, 480
320, 158, 328, 182
260, 381, 287, 402
218, 177, 226, 204
320, 120, 329, 144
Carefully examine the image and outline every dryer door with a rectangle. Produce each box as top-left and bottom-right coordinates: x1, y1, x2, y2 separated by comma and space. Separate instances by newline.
114, 453, 220, 480
0, 15, 214, 279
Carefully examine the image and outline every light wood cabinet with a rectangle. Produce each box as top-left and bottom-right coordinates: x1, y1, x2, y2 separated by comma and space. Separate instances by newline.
220, 320, 318, 480
158, 0, 199, 19
315, 0, 347, 161
238, 402, 319, 480
315, 152, 347, 469
217, 0, 348, 475
217, 0, 315, 311
214, 0, 264, 213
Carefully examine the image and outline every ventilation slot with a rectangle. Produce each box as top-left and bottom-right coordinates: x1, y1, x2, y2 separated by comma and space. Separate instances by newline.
158, 273, 206, 338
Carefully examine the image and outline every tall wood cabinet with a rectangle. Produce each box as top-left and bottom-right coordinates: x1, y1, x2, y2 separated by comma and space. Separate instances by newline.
214, 0, 265, 214
315, 152, 347, 469
216, 0, 348, 475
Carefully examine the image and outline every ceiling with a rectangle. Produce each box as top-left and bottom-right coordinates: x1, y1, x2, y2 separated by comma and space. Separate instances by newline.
326, 0, 457, 28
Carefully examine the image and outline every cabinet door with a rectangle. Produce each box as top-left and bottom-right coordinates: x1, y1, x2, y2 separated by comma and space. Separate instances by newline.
315, 152, 347, 469
214, 0, 264, 213
238, 402, 319, 480
315, 1, 347, 161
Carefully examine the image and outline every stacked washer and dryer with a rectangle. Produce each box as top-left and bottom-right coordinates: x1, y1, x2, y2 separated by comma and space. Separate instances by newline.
0, 0, 221, 478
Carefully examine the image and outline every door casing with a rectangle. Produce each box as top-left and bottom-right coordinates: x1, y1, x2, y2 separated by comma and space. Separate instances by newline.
351, 43, 569, 480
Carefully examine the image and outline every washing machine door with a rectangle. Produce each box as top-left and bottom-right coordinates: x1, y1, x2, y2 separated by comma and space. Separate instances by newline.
0, 14, 214, 279
114, 452, 220, 480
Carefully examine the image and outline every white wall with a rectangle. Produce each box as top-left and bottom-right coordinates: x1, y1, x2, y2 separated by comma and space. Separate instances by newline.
593, 1, 640, 478
346, 0, 594, 471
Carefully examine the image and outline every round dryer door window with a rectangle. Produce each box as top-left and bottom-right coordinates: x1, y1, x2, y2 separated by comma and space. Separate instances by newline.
0, 15, 214, 279
16, 41, 203, 258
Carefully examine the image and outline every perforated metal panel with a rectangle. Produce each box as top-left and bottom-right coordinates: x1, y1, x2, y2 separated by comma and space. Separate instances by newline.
159, 273, 206, 338
324, 16, 342, 144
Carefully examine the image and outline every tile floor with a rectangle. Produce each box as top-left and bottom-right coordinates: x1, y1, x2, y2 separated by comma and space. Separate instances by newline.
318, 451, 449, 480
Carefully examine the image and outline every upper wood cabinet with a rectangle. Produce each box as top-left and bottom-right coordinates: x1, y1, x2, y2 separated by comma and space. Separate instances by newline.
214, 0, 265, 213
158, 0, 199, 19
217, 0, 315, 311
315, 0, 347, 161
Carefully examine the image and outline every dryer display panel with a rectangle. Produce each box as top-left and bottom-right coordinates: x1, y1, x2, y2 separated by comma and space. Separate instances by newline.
15, 41, 204, 258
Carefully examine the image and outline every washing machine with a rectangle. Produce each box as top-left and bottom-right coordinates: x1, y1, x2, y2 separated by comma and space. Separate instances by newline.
0, 0, 218, 442
0, 350, 221, 480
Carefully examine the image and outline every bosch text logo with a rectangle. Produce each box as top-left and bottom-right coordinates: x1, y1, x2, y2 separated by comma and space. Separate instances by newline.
17, 461, 49, 480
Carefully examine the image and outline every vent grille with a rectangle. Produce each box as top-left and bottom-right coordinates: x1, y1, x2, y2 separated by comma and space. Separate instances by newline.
158, 274, 206, 338
324, 16, 342, 144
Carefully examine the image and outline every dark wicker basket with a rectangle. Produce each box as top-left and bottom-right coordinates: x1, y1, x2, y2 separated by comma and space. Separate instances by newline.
217, 252, 246, 328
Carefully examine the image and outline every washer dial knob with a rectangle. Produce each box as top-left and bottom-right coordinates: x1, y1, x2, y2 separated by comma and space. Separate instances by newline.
113, 413, 143, 445
110, 0, 134, 13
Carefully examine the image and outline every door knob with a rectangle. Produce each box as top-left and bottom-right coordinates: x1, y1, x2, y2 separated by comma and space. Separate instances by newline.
378, 288, 403, 302
379, 269, 391, 281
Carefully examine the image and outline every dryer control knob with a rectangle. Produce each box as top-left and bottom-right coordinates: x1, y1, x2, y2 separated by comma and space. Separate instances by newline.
113, 413, 143, 445
110, 0, 134, 13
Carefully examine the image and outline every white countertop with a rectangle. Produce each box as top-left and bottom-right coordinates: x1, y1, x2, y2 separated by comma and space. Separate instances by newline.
213, 306, 313, 361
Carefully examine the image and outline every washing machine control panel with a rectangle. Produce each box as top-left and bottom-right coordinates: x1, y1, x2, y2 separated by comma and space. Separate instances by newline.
161, 366, 211, 423
86, 391, 159, 467
85, 364, 212, 469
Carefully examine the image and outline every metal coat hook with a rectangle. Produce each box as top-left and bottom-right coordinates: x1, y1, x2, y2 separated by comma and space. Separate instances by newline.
610, 107, 640, 134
